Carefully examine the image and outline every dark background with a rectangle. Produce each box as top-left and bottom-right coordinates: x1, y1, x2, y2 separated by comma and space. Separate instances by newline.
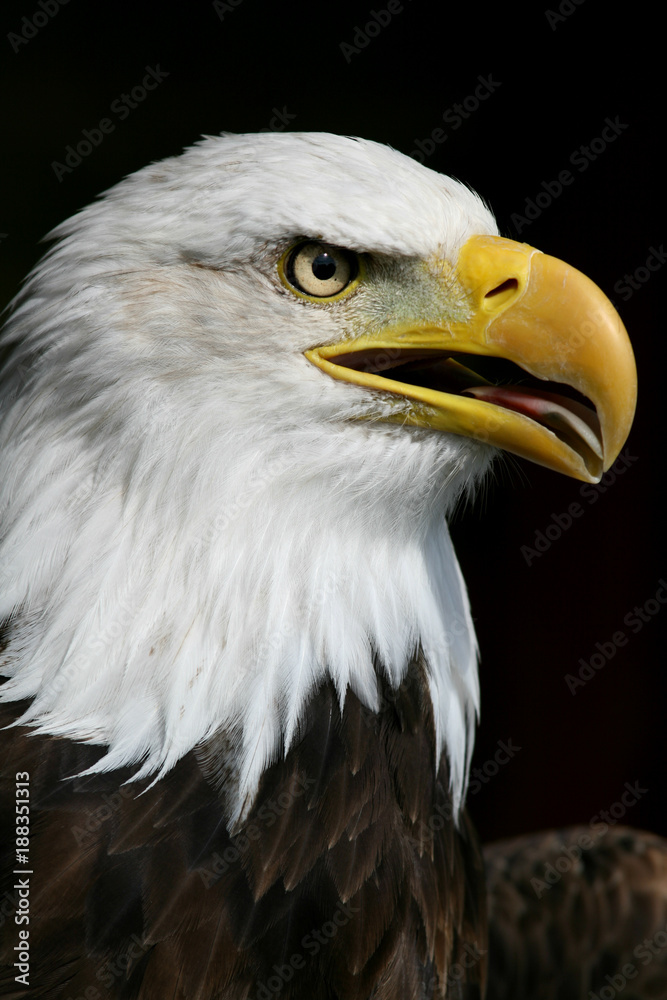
1, 2, 663, 842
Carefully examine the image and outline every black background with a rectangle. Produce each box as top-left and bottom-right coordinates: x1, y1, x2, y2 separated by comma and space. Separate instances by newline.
1, 1, 664, 843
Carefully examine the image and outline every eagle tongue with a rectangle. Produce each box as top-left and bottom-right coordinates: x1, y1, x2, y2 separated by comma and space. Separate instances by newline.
463, 384, 603, 459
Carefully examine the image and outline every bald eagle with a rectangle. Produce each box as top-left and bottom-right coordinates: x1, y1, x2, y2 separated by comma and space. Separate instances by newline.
0, 133, 663, 999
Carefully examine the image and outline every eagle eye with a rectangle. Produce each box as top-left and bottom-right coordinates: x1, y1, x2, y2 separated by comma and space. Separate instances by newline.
280, 241, 360, 300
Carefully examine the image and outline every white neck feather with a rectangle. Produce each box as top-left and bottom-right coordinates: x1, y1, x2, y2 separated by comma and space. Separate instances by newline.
0, 393, 487, 818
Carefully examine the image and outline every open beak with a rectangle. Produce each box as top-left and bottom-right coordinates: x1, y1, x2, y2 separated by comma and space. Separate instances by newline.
305, 235, 637, 483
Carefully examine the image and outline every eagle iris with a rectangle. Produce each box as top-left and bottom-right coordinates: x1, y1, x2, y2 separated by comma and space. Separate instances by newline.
284, 241, 358, 298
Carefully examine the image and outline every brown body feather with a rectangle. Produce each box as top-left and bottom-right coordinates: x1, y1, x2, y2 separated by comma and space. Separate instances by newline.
4, 633, 666, 999
0, 658, 486, 999
484, 826, 667, 999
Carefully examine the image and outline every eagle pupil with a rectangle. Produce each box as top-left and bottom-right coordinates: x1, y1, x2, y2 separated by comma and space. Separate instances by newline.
312, 253, 336, 280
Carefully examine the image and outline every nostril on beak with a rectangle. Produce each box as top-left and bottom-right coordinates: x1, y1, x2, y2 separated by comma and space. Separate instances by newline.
485, 278, 519, 299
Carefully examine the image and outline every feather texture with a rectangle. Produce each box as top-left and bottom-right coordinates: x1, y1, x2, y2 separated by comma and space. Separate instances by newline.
0, 659, 486, 999
484, 826, 667, 999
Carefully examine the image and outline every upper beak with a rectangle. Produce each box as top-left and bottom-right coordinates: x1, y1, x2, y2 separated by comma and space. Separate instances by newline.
305, 235, 637, 483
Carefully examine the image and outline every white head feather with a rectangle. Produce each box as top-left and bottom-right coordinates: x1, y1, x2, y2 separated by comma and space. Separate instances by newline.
0, 133, 497, 820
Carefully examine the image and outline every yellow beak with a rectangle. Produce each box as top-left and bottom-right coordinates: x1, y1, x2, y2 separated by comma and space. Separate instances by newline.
305, 235, 637, 483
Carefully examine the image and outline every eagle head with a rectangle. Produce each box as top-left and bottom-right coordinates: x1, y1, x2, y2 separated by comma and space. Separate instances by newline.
0, 133, 635, 821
